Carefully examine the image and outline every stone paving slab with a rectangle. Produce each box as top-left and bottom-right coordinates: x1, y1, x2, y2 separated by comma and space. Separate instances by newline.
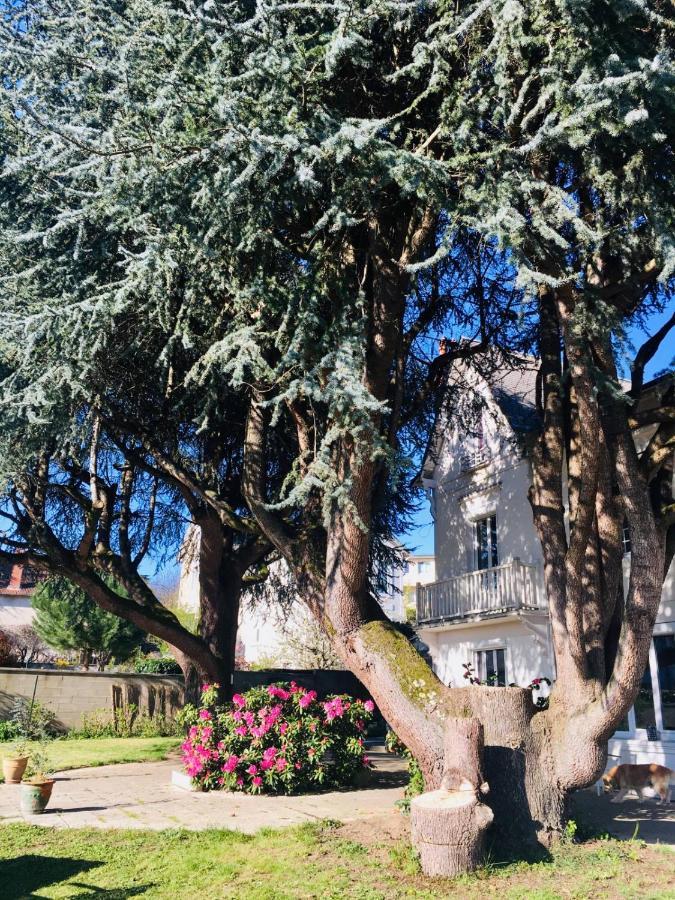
0, 751, 407, 833
3, 752, 672, 847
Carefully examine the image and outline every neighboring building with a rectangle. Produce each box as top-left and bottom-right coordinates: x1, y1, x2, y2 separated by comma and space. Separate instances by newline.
0, 561, 40, 633
177, 529, 407, 667
402, 555, 436, 589
401, 554, 436, 619
416, 359, 675, 771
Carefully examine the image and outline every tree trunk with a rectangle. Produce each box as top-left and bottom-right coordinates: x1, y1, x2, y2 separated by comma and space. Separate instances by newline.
411, 717, 494, 877
412, 791, 494, 877
195, 512, 243, 703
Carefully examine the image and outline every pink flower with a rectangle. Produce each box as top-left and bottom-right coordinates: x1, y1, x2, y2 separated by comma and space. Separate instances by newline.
232, 710, 243, 722
262, 746, 277, 759
252, 776, 263, 787
289, 681, 300, 693
201, 726, 212, 740
260, 758, 275, 771
298, 691, 316, 709
275, 757, 287, 772
279, 722, 288, 735
235, 726, 247, 737
362, 755, 371, 767
232, 693, 246, 708
295, 762, 302, 770
236, 777, 244, 787
268, 684, 291, 700
199, 709, 212, 721
250, 725, 269, 738
246, 764, 258, 775
222, 754, 239, 773
323, 697, 345, 721
364, 700, 375, 713
201, 684, 210, 693
243, 711, 255, 726
189, 726, 198, 739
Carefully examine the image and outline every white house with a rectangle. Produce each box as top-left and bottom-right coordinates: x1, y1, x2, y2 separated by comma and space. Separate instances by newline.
403, 555, 436, 589
177, 528, 408, 667
416, 359, 675, 772
0, 561, 40, 633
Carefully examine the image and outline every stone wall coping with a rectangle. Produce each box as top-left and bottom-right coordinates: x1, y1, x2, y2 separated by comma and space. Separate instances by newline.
0, 667, 184, 682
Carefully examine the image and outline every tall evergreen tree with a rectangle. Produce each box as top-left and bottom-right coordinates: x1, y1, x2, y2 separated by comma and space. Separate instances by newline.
33, 577, 143, 670
0, 0, 673, 871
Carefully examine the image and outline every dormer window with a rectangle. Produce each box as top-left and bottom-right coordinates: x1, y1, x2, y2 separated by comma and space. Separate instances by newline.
460, 412, 490, 471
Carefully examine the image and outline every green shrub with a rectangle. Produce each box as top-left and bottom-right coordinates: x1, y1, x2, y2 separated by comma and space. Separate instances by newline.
71, 705, 181, 739
10, 697, 58, 740
133, 656, 182, 675
385, 729, 424, 813
181, 682, 375, 794
0, 720, 19, 741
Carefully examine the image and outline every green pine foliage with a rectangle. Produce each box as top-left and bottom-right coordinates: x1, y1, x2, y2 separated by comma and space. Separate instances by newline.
32, 577, 144, 667
0, 0, 670, 498
0, 1, 671, 636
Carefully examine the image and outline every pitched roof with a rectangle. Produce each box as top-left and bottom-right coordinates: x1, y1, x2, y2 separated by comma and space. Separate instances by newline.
418, 356, 539, 482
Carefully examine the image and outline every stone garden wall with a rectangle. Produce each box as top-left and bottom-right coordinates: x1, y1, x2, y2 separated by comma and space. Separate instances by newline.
0, 667, 371, 732
0, 668, 184, 731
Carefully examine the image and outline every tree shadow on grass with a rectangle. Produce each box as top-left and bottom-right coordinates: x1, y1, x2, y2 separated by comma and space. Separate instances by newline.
1, 854, 153, 899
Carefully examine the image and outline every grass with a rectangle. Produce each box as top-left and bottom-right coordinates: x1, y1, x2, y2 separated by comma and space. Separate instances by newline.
0, 737, 180, 781
0, 820, 673, 899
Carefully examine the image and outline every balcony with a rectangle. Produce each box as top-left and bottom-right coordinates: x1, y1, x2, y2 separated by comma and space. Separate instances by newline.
416, 558, 543, 625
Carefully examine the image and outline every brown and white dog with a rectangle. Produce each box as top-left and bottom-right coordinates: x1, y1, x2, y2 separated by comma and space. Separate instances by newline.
602, 764, 673, 804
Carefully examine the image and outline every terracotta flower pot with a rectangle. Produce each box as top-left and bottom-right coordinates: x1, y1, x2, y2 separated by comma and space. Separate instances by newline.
20, 778, 55, 815
2, 756, 29, 784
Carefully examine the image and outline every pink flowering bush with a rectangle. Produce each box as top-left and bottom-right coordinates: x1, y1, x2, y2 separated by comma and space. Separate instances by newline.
180, 682, 375, 794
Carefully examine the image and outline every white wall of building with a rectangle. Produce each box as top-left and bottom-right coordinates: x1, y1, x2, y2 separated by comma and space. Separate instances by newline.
421, 366, 675, 773
0, 595, 35, 631
177, 530, 408, 666
420, 614, 554, 689
402, 555, 436, 588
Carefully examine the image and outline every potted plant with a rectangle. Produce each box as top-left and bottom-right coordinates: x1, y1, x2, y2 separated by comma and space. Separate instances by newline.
2, 740, 30, 784
19, 746, 55, 815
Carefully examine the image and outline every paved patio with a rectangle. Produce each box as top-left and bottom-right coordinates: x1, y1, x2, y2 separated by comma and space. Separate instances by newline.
1, 750, 673, 847
0, 749, 408, 832
571, 790, 675, 848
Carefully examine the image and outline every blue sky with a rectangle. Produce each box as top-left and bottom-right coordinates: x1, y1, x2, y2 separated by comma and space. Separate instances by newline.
400, 307, 675, 556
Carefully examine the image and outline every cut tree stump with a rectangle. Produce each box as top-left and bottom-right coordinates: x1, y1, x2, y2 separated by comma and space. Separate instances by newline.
411, 716, 493, 877
410, 788, 494, 877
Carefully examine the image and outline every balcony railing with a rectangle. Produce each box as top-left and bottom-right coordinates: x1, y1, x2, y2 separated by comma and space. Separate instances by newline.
416, 558, 542, 625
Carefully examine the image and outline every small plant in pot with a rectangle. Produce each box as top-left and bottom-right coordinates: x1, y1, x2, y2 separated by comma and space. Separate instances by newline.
20, 746, 55, 815
2, 740, 30, 784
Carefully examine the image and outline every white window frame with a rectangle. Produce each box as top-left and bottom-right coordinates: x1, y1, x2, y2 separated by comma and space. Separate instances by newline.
615, 626, 675, 741
473, 514, 499, 572
473, 645, 509, 686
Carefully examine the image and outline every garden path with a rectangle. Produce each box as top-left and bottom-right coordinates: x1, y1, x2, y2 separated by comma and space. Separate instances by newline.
0, 748, 409, 833
1, 749, 673, 847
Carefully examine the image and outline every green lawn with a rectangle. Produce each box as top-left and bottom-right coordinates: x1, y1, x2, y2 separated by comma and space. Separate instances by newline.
0, 821, 672, 900
0, 737, 180, 781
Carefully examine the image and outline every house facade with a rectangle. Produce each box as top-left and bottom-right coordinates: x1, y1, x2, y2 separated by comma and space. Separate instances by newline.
177, 527, 408, 667
416, 362, 675, 771
0, 561, 40, 633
